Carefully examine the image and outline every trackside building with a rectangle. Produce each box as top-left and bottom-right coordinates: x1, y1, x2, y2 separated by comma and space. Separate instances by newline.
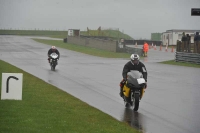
161, 29, 200, 46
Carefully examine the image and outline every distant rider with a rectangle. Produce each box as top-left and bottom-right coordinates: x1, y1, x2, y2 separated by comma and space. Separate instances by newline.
47, 46, 60, 63
119, 54, 148, 97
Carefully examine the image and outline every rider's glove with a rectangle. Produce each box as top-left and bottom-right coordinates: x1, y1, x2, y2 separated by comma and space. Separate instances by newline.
122, 78, 126, 83
120, 78, 126, 87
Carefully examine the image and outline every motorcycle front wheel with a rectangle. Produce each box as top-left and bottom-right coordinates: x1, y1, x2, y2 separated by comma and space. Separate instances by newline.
51, 63, 56, 71
133, 93, 140, 111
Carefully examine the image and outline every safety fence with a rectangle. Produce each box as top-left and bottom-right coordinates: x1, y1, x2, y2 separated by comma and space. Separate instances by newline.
124, 40, 162, 46
175, 52, 200, 64
124, 46, 143, 56
116, 42, 143, 56
127, 43, 176, 53
175, 41, 200, 64
176, 41, 200, 53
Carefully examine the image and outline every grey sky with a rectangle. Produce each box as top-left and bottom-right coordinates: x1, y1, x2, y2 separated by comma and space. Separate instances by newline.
0, 0, 200, 39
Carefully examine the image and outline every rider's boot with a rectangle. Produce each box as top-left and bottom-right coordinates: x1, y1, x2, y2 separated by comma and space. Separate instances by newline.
125, 103, 129, 107
119, 87, 123, 97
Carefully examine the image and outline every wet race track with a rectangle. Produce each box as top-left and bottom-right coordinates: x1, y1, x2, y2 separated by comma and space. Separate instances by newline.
0, 35, 200, 133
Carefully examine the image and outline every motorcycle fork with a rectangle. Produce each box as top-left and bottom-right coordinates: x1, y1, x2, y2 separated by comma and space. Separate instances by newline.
130, 90, 135, 103
132, 90, 140, 100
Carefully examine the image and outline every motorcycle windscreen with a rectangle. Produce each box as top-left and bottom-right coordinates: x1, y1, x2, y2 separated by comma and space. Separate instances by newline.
127, 71, 144, 86
127, 70, 143, 79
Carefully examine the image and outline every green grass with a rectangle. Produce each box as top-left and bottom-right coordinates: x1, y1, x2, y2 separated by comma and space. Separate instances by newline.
33, 39, 131, 58
81, 30, 133, 40
0, 29, 133, 40
0, 30, 68, 39
0, 60, 139, 133
160, 60, 200, 68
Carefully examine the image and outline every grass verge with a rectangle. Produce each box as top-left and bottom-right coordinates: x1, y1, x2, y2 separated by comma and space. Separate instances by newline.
160, 60, 200, 68
33, 39, 131, 58
0, 30, 67, 38
0, 60, 139, 133
0, 29, 133, 40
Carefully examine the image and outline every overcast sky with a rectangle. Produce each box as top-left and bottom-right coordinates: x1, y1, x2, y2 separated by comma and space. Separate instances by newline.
0, 0, 200, 39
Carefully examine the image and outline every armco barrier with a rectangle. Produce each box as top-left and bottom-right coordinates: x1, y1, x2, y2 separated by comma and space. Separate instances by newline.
124, 46, 143, 56
175, 52, 200, 64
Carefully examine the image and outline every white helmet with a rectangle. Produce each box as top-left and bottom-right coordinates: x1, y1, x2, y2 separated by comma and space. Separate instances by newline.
130, 54, 140, 65
51, 46, 56, 49
130, 54, 140, 61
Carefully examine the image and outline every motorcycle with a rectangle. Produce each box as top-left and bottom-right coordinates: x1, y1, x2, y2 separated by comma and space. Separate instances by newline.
49, 52, 59, 71
122, 70, 146, 111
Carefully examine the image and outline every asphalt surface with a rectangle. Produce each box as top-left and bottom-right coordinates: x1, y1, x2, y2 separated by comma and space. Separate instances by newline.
0, 35, 200, 133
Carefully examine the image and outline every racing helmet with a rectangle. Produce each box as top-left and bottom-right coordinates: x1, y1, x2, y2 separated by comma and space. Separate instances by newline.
51, 46, 56, 51
130, 54, 139, 64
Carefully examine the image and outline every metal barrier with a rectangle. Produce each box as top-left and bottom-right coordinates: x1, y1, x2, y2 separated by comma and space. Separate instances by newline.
116, 42, 143, 56
124, 46, 143, 56
175, 52, 200, 64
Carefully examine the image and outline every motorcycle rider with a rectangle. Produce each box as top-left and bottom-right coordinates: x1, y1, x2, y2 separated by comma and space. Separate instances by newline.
119, 54, 147, 97
47, 46, 60, 63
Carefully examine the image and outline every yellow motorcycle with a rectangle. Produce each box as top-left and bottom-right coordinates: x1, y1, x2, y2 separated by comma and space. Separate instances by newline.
122, 70, 146, 111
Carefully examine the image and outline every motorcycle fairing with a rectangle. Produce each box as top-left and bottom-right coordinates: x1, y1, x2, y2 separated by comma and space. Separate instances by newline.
50, 52, 58, 59
123, 83, 130, 98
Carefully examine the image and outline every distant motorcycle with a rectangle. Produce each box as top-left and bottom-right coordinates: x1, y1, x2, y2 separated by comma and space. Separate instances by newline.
122, 70, 146, 111
49, 52, 59, 71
